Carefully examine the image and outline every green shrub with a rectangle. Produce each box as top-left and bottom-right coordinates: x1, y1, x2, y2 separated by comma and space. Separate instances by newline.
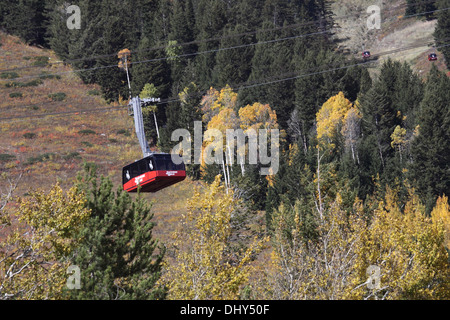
87, 89, 101, 96
27, 79, 43, 86
1, 72, 19, 79
5, 79, 43, 88
81, 141, 94, 147
0, 154, 16, 162
117, 129, 130, 136
63, 152, 81, 160
23, 132, 36, 139
26, 153, 55, 165
39, 72, 61, 80
32, 56, 49, 67
78, 129, 96, 136
9, 92, 23, 98
48, 92, 66, 101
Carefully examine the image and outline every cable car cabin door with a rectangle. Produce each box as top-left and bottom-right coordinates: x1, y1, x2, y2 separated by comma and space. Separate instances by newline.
123, 154, 186, 193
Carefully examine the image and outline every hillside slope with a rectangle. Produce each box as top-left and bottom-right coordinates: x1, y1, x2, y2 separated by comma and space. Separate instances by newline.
0, 32, 205, 241
331, 0, 449, 75
0, 32, 135, 189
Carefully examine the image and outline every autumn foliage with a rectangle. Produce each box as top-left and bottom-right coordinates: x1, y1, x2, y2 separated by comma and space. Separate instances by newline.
159, 175, 266, 300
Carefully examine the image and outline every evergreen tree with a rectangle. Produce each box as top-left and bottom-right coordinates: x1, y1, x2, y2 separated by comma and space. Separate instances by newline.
214, 24, 254, 88
262, 0, 291, 26
356, 59, 415, 196
265, 142, 313, 230
409, 65, 450, 213
229, 0, 265, 31
264, 21, 297, 129
193, 0, 227, 89
405, 0, 437, 19
131, 36, 171, 104
45, 1, 74, 61
46, 0, 145, 101
239, 20, 276, 107
151, 0, 172, 43
434, 0, 450, 68
0, 0, 48, 45
69, 164, 166, 300
168, 0, 197, 88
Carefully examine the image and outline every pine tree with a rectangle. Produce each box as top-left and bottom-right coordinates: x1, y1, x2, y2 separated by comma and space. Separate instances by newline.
357, 59, 411, 194
406, 0, 437, 19
265, 22, 297, 129
0, 0, 48, 45
409, 65, 450, 212
194, 0, 227, 89
68, 164, 166, 300
214, 24, 254, 88
262, 0, 290, 26
168, 0, 197, 88
131, 36, 171, 102
45, 1, 74, 61
239, 20, 276, 107
229, 0, 264, 31
434, 0, 450, 68
265, 142, 313, 231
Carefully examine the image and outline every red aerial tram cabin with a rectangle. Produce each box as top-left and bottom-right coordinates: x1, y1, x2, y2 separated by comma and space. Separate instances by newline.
428, 53, 437, 61
123, 153, 186, 193
362, 51, 371, 60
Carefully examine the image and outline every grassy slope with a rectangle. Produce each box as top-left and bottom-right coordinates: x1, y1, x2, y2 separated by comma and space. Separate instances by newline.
0, 32, 196, 242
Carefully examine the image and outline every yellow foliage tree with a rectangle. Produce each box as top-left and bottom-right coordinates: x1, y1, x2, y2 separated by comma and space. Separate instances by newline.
238, 102, 278, 131
208, 107, 239, 133
159, 176, 265, 300
0, 184, 90, 300
200, 85, 238, 125
352, 186, 450, 300
316, 92, 353, 149
202, 86, 280, 185
262, 179, 449, 300
391, 125, 407, 162
117, 48, 131, 70
431, 195, 450, 249
263, 194, 366, 300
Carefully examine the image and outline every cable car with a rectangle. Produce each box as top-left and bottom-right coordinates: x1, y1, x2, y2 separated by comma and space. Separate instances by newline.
362, 51, 371, 60
123, 153, 186, 193
122, 96, 186, 193
428, 53, 437, 61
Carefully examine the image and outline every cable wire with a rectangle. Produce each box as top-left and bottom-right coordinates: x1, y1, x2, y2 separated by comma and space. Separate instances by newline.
2, 39, 448, 123
0, 0, 444, 74
3, 4, 449, 85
